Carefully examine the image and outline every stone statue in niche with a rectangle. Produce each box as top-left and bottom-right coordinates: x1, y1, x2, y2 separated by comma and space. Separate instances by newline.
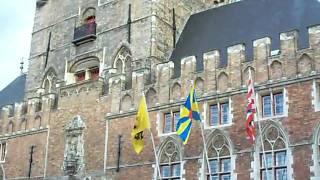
63, 116, 85, 176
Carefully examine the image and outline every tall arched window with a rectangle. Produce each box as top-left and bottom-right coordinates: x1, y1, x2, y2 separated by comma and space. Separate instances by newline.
113, 46, 132, 89
313, 124, 320, 178
158, 138, 182, 179
205, 131, 233, 180
257, 124, 289, 180
42, 68, 57, 94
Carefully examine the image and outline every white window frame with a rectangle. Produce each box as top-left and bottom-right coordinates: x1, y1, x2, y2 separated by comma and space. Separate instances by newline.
204, 97, 233, 129
157, 107, 180, 137
258, 88, 288, 120
313, 80, 320, 112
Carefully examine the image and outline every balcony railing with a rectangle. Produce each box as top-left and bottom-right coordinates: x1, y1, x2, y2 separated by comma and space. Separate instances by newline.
72, 22, 97, 45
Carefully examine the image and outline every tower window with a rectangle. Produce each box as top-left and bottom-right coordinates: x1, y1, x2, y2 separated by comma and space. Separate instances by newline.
89, 67, 99, 80
75, 71, 86, 82
85, 16, 96, 24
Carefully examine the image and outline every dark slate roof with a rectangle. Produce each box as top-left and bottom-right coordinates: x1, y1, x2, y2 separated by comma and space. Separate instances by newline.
0, 74, 26, 108
170, 0, 320, 76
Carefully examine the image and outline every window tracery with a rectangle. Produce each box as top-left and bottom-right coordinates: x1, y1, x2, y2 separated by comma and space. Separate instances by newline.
113, 46, 132, 89
206, 132, 232, 180
158, 138, 181, 179
258, 125, 288, 180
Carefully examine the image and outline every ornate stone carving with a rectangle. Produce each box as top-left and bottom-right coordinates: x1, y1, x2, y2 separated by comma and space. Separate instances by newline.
63, 116, 86, 176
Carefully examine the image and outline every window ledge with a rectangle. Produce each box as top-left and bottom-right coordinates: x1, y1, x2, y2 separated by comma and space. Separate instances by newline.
259, 114, 287, 121
205, 123, 233, 130
159, 132, 177, 137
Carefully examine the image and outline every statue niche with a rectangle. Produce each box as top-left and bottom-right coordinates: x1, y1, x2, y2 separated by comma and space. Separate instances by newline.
63, 116, 86, 176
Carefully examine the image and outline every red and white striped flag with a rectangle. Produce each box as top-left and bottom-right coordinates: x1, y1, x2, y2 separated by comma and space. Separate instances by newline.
246, 69, 256, 142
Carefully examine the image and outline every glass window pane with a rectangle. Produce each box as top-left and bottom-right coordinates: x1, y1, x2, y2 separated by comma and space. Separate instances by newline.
276, 168, 287, 180
261, 153, 273, 168
210, 105, 219, 126
210, 175, 219, 180
221, 174, 231, 180
274, 93, 284, 115
172, 164, 181, 177
276, 151, 287, 167
161, 165, 170, 177
221, 103, 229, 124
173, 112, 180, 131
221, 158, 231, 172
164, 114, 172, 133
261, 169, 272, 180
209, 160, 219, 173
263, 95, 272, 117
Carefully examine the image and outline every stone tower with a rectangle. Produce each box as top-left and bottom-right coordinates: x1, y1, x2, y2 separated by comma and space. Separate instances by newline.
26, 0, 236, 98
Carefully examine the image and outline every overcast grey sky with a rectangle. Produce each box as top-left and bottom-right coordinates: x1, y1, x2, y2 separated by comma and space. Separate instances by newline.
0, 1, 36, 90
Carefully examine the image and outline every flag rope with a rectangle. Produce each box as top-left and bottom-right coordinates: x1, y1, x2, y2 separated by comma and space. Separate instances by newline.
249, 67, 269, 180
150, 130, 162, 180
200, 122, 212, 180
255, 93, 270, 180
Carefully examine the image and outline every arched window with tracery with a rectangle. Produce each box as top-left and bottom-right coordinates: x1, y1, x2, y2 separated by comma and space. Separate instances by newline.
158, 138, 182, 179
205, 131, 233, 180
313, 124, 320, 178
42, 68, 57, 94
257, 124, 289, 180
113, 46, 132, 89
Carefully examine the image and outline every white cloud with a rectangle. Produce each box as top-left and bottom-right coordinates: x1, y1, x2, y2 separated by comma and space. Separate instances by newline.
0, 0, 36, 90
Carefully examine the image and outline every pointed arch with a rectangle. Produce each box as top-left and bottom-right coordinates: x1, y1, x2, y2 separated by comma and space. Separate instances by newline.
157, 137, 182, 179
42, 67, 57, 94
243, 66, 255, 84
146, 88, 157, 107
113, 46, 132, 89
204, 129, 234, 179
312, 122, 320, 177
270, 60, 283, 80
195, 77, 204, 97
298, 53, 313, 75
254, 121, 290, 180
120, 94, 133, 112
82, 7, 96, 23
35, 115, 42, 129
217, 72, 229, 92
20, 118, 28, 131
171, 82, 181, 101
6, 121, 14, 134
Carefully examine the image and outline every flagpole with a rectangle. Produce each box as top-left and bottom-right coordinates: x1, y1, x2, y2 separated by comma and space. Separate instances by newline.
247, 68, 268, 180
149, 130, 162, 180
255, 94, 269, 180
191, 80, 212, 179
200, 122, 212, 180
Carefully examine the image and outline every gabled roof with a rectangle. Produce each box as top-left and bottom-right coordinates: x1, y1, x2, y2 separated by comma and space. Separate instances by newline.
0, 74, 26, 108
170, 0, 320, 76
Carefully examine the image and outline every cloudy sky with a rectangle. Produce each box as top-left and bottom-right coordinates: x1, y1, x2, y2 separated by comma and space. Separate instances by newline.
0, 1, 36, 90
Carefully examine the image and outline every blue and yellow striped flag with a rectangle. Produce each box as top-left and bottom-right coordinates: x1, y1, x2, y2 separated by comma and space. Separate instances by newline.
176, 86, 201, 144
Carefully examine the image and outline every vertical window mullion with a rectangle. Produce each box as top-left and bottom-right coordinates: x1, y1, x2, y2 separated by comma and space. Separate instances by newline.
218, 102, 221, 125
171, 113, 174, 133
